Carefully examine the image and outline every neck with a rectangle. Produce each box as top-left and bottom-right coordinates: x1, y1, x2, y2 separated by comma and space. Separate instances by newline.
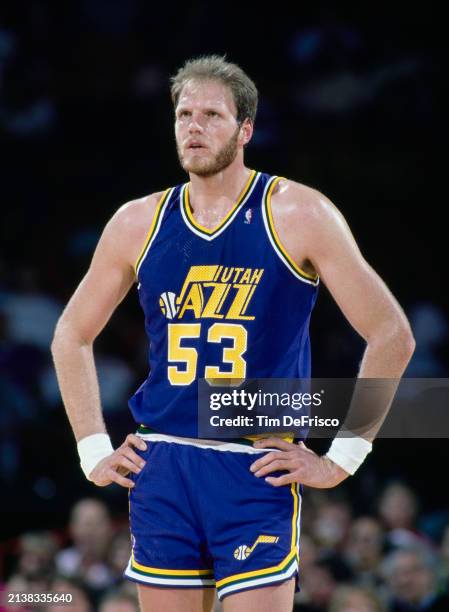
188, 160, 251, 214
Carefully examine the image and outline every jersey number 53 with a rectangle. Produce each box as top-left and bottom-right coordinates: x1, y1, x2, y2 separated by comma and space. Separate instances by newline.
167, 322, 247, 385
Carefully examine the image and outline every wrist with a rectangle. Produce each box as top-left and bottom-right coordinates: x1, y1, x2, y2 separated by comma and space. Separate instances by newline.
77, 433, 114, 481
325, 432, 372, 476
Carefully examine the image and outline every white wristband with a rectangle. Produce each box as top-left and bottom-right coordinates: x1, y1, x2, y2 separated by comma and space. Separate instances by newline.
77, 433, 114, 481
325, 432, 372, 475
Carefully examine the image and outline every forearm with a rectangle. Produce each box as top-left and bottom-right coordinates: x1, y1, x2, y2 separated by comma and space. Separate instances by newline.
344, 327, 415, 441
358, 324, 415, 378
51, 330, 107, 442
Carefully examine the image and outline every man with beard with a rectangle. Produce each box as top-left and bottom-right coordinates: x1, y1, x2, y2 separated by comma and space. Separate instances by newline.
52, 56, 415, 612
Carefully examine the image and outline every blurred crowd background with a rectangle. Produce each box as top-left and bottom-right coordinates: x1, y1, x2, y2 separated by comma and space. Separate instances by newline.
2, 487, 449, 611
0, 1, 448, 610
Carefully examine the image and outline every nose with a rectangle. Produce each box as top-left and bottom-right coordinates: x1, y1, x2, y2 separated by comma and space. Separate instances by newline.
188, 112, 204, 134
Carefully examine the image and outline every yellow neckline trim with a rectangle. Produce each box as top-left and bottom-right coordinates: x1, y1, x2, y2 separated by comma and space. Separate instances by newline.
184, 169, 256, 235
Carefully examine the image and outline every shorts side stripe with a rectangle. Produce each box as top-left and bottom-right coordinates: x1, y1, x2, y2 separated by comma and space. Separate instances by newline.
215, 549, 295, 590
290, 483, 299, 554
130, 552, 213, 577
125, 561, 215, 587
295, 483, 301, 561
217, 558, 298, 600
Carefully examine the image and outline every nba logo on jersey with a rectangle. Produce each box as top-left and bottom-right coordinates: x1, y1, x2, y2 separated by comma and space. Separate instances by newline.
244, 208, 253, 224
159, 291, 179, 319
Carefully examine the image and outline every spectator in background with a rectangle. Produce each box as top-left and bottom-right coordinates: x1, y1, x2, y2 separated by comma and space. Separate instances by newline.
55, 499, 114, 597
312, 499, 352, 553
344, 517, 385, 589
0, 266, 62, 352
106, 528, 132, 585
294, 557, 337, 611
378, 482, 428, 549
294, 553, 353, 611
297, 532, 319, 572
329, 584, 385, 612
46, 575, 93, 612
383, 548, 449, 611
6, 531, 59, 596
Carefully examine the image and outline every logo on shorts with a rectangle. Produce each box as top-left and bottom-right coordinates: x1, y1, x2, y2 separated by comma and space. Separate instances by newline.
233, 535, 279, 561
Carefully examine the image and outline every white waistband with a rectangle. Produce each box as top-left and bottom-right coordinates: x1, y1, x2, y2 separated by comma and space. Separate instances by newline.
136, 432, 280, 454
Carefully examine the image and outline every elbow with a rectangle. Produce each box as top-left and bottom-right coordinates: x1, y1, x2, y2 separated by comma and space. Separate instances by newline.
404, 327, 416, 359
368, 317, 416, 365
51, 316, 83, 357
393, 319, 416, 363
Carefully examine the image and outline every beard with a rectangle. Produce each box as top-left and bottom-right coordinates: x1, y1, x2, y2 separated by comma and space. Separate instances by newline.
177, 126, 240, 178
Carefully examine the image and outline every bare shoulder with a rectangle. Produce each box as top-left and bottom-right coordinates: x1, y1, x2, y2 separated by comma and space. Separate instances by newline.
103, 191, 166, 264
267, 178, 353, 275
111, 191, 165, 237
271, 178, 351, 249
271, 178, 337, 226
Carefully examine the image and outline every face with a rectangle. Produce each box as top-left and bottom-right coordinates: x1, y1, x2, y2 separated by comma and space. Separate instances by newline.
388, 552, 434, 604
313, 503, 351, 548
301, 564, 336, 606
175, 79, 251, 177
379, 484, 417, 529
70, 500, 112, 554
346, 518, 384, 567
337, 590, 379, 612
19, 534, 57, 577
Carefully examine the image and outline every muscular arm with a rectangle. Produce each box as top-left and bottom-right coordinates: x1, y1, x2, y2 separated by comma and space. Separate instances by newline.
270, 179, 415, 381
296, 184, 415, 439
303, 191, 414, 378
251, 180, 415, 486
51, 193, 162, 484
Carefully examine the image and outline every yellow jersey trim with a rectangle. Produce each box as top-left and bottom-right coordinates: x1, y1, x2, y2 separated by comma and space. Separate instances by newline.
266, 177, 319, 283
215, 483, 299, 588
244, 433, 295, 443
134, 188, 172, 276
184, 169, 257, 236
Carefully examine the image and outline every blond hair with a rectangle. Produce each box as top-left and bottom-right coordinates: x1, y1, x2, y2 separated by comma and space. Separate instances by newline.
170, 54, 258, 125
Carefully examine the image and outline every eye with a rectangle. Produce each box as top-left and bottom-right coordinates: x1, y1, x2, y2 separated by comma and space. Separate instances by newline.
178, 110, 190, 118
206, 111, 218, 117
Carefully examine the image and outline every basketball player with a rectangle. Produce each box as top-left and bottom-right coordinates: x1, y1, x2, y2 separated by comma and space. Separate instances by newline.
51, 56, 415, 612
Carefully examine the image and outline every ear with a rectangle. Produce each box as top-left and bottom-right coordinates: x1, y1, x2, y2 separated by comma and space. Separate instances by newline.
239, 118, 253, 147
